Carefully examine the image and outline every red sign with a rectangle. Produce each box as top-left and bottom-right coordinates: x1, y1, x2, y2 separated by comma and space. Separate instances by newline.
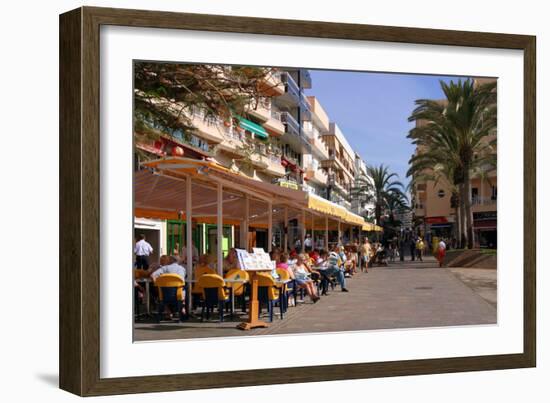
426, 216, 448, 224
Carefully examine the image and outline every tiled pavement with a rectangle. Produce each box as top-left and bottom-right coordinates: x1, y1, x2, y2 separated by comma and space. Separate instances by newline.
134, 257, 497, 342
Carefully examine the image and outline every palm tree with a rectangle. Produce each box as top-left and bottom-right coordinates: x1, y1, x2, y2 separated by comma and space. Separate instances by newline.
352, 164, 407, 225
408, 78, 497, 248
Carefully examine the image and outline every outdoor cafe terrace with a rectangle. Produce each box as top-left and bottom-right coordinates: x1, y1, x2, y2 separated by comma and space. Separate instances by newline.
134, 157, 382, 332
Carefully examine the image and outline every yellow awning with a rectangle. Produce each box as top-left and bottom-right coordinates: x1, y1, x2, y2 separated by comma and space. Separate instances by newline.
307, 194, 342, 217
307, 194, 367, 226
362, 223, 374, 231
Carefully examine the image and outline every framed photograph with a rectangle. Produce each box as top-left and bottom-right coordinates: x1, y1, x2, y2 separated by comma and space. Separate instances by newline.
59, 6, 536, 396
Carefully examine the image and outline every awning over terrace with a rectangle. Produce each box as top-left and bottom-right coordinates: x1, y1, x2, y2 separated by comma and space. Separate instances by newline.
135, 157, 381, 274
137, 157, 373, 228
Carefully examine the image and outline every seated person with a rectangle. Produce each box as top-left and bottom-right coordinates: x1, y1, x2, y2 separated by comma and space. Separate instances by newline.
292, 254, 320, 302
343, 250, 354, 276
316, 248, 349, 294
146, 254, 170, 275
150, 255, 186, 281
180, 243, 199, 265
150, 255, 187, 318
276, 253, 292, 276
308, 249, 320, 262
223, 248, 240, 274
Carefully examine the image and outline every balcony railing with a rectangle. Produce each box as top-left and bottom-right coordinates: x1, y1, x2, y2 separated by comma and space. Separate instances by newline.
280, 112, 301, 137
471, 196, 497, 206
281, 72, 301, 102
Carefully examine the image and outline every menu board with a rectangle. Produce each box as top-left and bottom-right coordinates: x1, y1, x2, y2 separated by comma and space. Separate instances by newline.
235, 248, 274, 271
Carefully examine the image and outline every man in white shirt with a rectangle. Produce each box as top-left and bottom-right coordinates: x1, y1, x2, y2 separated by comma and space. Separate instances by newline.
437, 239, 447, 267
134, 234, 154, 269
304, 234, 313, 252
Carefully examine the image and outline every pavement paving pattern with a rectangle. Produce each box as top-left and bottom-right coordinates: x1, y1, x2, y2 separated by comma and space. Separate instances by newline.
134, 257, 497, 342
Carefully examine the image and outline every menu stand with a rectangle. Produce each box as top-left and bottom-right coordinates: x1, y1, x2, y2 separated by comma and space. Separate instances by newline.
237, 268, 272, 330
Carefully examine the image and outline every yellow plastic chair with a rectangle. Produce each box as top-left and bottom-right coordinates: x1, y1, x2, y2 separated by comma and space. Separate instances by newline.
192, 266, 216, 296
224, 269, 250, 312
257, 273, 283, 322
276, 268, 296, 309
154, 274, 185, 322
197, 274, 231, 322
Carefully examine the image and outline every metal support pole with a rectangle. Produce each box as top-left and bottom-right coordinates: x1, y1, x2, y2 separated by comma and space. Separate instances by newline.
284, 207, 288, 253
244, 194, 249, 251
338, 219, 342, 247
325, 216, 329, 251
186, 176, 193, 311
268, 201, 273, 253
301, 210, 306, 253
217, 182, 223, 275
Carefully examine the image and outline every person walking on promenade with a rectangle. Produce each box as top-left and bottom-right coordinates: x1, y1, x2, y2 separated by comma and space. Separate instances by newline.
409, 236, 416, 261
135, 234, 154, 269
437, 238, 447, 267
416, 237, 425, 262
398, 237, 406, 262
360, 237, 372, 273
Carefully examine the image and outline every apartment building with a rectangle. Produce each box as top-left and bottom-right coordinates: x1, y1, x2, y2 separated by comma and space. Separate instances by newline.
410, 78, 497, 248
351, 153, 375, 219
134, 65, 369, 255
321, 122, 356, 210
302, 96, 330, 197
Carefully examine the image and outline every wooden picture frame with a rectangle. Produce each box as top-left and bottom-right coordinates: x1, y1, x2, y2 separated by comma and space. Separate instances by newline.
59, 6, 536, 396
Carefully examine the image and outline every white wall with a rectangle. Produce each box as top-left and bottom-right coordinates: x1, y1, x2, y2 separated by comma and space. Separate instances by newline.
1, 0, 547, 402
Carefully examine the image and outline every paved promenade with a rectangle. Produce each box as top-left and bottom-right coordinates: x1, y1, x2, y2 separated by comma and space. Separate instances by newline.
134, 257, 496, 341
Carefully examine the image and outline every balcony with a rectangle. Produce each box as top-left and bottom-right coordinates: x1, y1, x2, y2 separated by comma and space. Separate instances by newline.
247, 98, 271, 122
190, 113, 225, 143
305, 132, 329, 160
280, 72, 301, 105
305, 166, 328, 185
307, 96, 330, 132
279, 72, 311, 113
280, 111, 301, 137
263, 153, 286, 177
263, 111, 285, 136
471, 196, 497, 213
329, 177, 349, 195
258, 71, 285, 96
216, 126, 247, 158
272, 177, 300, 190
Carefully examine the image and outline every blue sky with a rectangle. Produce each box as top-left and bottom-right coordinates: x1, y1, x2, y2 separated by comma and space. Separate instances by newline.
304, 70, 466, 189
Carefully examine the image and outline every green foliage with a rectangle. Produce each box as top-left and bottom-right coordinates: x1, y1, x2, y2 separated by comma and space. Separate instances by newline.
352, 164, 407, 225
133, 62, 277, 159
407, 78, 497, 248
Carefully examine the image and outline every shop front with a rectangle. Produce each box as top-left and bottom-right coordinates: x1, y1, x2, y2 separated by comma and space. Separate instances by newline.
473, 211, 497, 248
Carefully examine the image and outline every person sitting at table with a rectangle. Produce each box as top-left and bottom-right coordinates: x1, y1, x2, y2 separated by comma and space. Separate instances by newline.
308, 249, 320, 262
288, 249, 298, 265
180, 242, 199, 265
223, 248, 240, 274
322, 247, 349, 293
293, 254, 320, 302
150, 255, 187, 318
301, 252, 322, 286
146, 254, 170, 275
276, 253, 292, 275
315, 251, 331, 295
150, 255, 186, 281
343, 250, 355, 277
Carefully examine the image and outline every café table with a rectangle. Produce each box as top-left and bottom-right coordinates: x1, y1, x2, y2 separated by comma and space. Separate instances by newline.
135, 277, 152, 315
236, 268, 272, 330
